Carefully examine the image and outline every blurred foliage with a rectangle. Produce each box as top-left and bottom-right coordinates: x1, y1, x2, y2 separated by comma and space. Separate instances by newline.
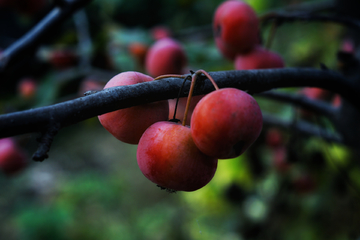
1, 0, 360, 240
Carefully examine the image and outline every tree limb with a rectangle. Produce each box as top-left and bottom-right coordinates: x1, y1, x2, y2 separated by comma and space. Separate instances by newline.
262, 113, 343, 144
0, 0, 93, 74
0, 68, 358, 140
257, 90, 337, 119
260, 12, 360, 32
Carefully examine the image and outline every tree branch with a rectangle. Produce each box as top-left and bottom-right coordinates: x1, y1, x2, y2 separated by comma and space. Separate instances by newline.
0, 0, 93, 74
258, 90, 337, 118
260, 12, 360, 32
262, 113, 343, 144
0, 68, 358, 140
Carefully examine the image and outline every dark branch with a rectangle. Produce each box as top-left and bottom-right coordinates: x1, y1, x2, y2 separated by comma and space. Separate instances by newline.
0, 0, 93, 74
0, 68, 359, 139
262, 113, 343, 144
257, 90, 337, 118
32, 122, 61, 162
260, 12, 360, 31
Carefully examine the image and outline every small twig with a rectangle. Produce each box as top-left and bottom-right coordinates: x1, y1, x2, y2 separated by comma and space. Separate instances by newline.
32, 122, 61, 161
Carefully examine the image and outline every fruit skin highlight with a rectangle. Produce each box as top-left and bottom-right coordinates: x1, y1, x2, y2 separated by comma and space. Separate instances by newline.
137, 121, 218, 192
98, 71, 169, 144
191, 88, 263, 159
213, 0, 259, 59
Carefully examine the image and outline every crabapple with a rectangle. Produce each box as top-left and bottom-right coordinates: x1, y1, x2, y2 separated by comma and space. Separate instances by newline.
332, 94, 342, 107
145, 38, 187, 77
49, 49, 78, 69
234, 46, 285, 70
137, 121, 218, 192
213, 0, 259, 59
0, 138, 27, 176
150, 26, 172, 40
300, 87, 332, 101
17, 78, 37, 99
191, 88, 263, 159
98, 71, 169, 144
272, 146, 291, 173
298, 87, 333, 118
78, 78, 105, 96
265, 128, 283, 148
128, 42, 148, 67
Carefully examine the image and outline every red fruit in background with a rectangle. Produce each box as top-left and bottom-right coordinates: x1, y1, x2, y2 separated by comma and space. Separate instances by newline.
265, 128, 283, 148
298, 87, 333, 118
272, 146, 291, 173
137, 121, 218, 192
13, 0, 47, 16
332, 94, 342, 107
49, 49, 78, 70
17, 78, 37, 99
78, 78, 105, 96
234, 46, 285, 70
300, 87, 332, 101
145, 38, 187, 77
292, 173, 316, 194
213, 0, 259, 60
128, 42, 148, 67
0, 138, 27, 176
98, 71, 169, 144
151, 26, 172, 41
191, 88, 263, 159
340, 38, 355, 54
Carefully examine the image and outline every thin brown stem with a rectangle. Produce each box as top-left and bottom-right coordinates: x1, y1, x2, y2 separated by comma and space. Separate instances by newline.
181, 70, 219, 126
196, 69, 219, 90
154, 74, 186, 80
182, 73, 198, 126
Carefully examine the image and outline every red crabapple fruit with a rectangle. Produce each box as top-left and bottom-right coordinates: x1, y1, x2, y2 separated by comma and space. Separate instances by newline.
213, 0, 259, 59
145, 38, 187, 77
137, 121, 218, 192
0, 138, 27, 176
17, 78, 37, 99
234, 46, 285, 70
98, 71, 169, 144
191, 88, 263, 159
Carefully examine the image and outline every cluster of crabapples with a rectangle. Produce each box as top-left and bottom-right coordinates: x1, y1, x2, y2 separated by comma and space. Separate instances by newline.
98, 71, 263, 192
213, 0, 284, 70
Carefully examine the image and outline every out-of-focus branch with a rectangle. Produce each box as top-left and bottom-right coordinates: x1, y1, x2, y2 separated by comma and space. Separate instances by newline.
0, 68, 358, 140
73, 9, 92, 71
260, 12, 360, 32
257, 90, 337, 119
262, 113, 343, 144
0, 0, 93, 75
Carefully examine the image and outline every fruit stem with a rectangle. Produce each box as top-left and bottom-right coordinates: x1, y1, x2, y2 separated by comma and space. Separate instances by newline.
173, 75, 191, 121
154, 74, 186, 80
182, 70, 219, 126
196, 70, 219, 90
